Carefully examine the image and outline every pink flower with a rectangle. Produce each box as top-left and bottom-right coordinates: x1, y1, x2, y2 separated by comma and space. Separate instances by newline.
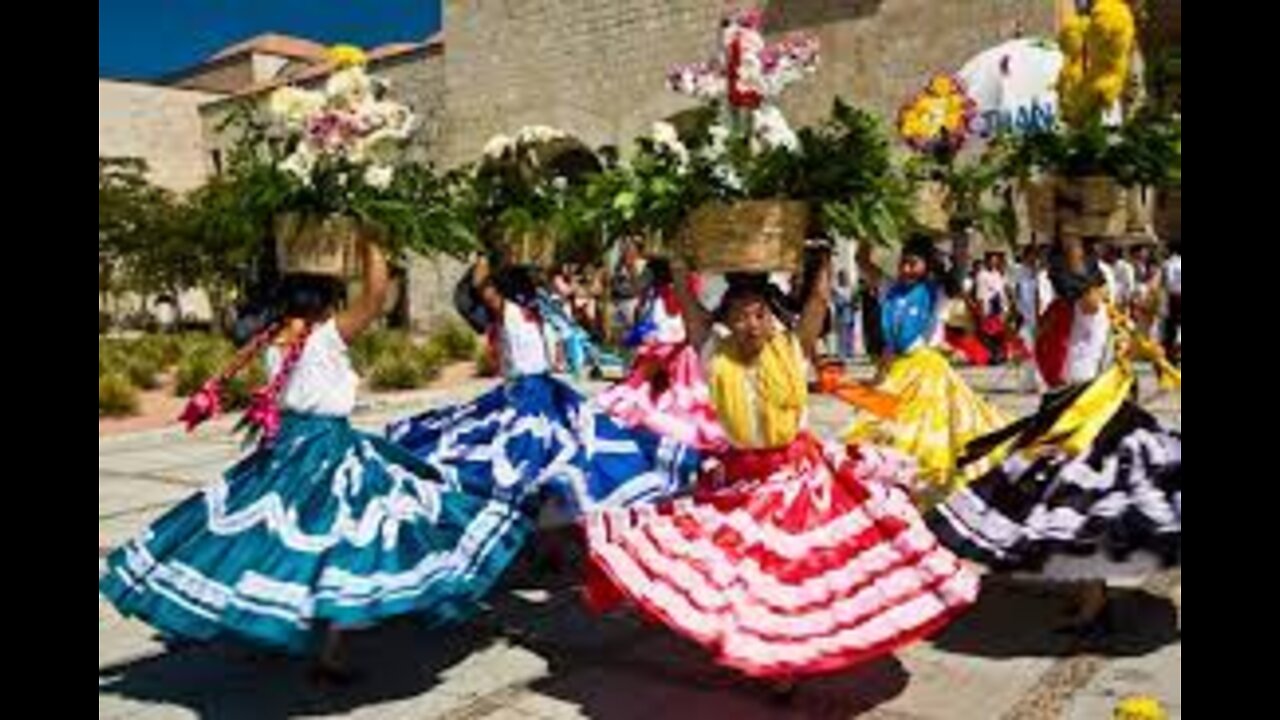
726, 8, 764, 30
760, 45, 782, 72
179, 380, 222, 432
242, 387, 283, 444
305, 111, 364, 153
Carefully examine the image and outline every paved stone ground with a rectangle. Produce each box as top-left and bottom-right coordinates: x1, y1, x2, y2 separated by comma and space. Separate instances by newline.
99, 368, 1180, 719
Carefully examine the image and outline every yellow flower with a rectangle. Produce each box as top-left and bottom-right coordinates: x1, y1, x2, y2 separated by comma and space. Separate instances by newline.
328, 44, 368, 68
1056, 0, 1133, 129
1114, 696, 1168, 720
1092, 74, 1126, 106
900, 75, 972, 147
1091, 1, 1134, 55
901, 114, 927, 140
929, 75, 956, 97
1060, 16, 1088, 56
1058, 63, 1085, 102
1094, 0, 1136, 33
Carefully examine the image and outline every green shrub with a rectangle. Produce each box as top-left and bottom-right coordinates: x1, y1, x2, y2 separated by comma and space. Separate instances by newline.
369, 352, 424, 391
99, 372, 140, 417
430, 321, 480, 362
367, 337, 445, 391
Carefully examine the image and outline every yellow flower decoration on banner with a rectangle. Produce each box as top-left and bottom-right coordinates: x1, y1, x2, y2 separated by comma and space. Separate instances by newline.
898, 74, 975, 153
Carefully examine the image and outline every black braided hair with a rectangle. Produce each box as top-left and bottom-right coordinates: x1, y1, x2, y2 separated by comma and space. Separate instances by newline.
1047, 247, 1106, 302
901, 233, 957, 295
494, 265, 541, 309
715, 272, 795, 327
645, 258, 673, 288
276, 274, 347, 323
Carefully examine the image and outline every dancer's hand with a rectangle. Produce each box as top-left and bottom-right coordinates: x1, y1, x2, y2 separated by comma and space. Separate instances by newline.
671, 258, 711, 350
337, 239, 389, 342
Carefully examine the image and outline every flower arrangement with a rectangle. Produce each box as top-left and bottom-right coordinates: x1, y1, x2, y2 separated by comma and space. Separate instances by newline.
1058, 0, 1136, 129
667, 7, 819, 153
267, 46, 417, 195
898, 75, 977, 156
1007, 0, 1177, 240
1010, 104, 1181, 189
445, 8, 913, 265
571, 7, 912, 256
896, 73, 1015, 242
463, 125, 602, 265
207, 45, 473, 264
579, 122, 694, 246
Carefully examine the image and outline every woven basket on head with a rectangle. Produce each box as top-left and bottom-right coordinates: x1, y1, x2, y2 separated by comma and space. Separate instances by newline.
500, 228, 558, 268
679, 200, 809, 273
914, 181, 950, 233
274, 214, 366, 278
1154, 187, 1181, 243
1027, 176, 1127, 238
1025, 177, 1057, 236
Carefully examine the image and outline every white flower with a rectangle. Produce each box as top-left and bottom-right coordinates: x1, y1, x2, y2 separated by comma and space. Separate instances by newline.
343, 139, 368, 163
302, 110, 363, 155
712, 163, 744, 193
668, 63, 726, 101
752, 105, 799, 152
364, 165, 394, 190
361, 100, 416, 137
355, 129, 406, 166
551, 176, 569, 192
704, 123, 732, 160
650, 121, 680, 149
703, 75, 728, 99
348, 101, 415, 166
483, 134, 515, 159
268, 87, 324, 129
279, 147, 317, 185
650, 121, 691, 168
759, 43, 820, 97
325, 67, 374, 109
515, 125, 568, 145
698, 122, 743, 191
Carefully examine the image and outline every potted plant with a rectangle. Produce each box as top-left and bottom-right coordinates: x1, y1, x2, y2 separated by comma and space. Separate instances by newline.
1013, 0, 1149, 239
896, 74, 1016, 271
256, 45, 429, 275
663, 7, 820, 272
464, 126, 602, 267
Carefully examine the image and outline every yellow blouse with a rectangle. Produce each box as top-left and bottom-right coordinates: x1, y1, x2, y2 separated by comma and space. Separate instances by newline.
707, 332, 808, 449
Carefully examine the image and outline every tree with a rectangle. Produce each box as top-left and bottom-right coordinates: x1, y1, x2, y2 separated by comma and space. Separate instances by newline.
99, 157, 174, 311
99, 156, 258, 327
176, 175, 271, 327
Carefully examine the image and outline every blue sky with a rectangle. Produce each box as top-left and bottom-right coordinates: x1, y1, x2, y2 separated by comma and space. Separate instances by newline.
99, 0, 441, 79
